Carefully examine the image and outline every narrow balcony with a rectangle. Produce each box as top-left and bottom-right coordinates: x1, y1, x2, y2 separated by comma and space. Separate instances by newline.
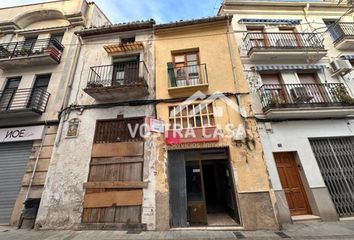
167, 63, 208, 95
331, 23, 354, 50
0, 88, 50, 118
84, 61, 149, 101
258, 83, 354, 119
244, 32, 327, 62
0, 38, 64, 69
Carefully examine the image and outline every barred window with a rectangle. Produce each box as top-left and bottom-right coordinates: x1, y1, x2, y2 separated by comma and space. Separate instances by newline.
168, 103, 215, 129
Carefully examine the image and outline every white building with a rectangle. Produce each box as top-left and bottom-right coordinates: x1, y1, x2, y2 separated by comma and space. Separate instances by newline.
36, 20, 158, 230
220, 0, 354, 224
0, 0, 110, 227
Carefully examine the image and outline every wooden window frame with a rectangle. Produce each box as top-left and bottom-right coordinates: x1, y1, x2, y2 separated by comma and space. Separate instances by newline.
93, 117, 145, 144
168, 103, 215, 129
171, 49, 200, 67
246, 26, 269, 48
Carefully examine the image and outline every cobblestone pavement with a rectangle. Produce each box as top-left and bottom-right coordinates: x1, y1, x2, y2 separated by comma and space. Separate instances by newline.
1, 220, 354, 239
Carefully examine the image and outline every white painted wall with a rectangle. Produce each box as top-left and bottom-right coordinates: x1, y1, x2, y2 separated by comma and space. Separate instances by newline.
221, 1, 354, 200
258, 119, 354, 190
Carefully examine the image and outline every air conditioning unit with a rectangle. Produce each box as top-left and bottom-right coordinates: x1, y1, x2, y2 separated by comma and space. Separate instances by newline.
290, 87, 313, 103
330, 59, 353, 75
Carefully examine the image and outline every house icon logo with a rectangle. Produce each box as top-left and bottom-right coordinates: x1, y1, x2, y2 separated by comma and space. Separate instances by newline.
169, 91, 247, 118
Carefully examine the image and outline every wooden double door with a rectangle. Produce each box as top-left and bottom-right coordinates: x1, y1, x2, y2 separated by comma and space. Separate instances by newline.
274, 152, 312, 216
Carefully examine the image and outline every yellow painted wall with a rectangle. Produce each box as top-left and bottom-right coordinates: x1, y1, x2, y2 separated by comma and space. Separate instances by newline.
154, 20, 277, 230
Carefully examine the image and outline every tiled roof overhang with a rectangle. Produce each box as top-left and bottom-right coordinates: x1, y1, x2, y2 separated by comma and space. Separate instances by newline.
103, 41, 144, 53
75, 19, 155, 37
154, 15, 232, 31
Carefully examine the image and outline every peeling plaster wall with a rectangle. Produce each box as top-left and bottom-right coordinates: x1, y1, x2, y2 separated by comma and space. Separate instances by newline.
154, 22, 277, 230
36, 106, 157, 229
37, 28, 157, 229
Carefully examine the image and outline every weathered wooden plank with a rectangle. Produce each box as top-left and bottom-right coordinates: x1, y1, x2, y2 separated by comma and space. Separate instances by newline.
22, 172, 47, 186
83, 190, 142, 208
26, 158, 50, 172
83, 181, 148, 189
114, 206, 141, 223
88, 208, 100, 223
89, 164, 106, 182
121, 162, 143, 181
91, 142, 144, 158
100, 207, 116, 223
91, 157, 144, 165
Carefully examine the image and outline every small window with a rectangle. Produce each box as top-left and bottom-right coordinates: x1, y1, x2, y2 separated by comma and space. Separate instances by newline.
51, 33, 64, 43
121, 37, 136, 44
23, 36, 38, 51
172, 51, 199, 68
168, 103, 215, 129
34, 74, 51, 91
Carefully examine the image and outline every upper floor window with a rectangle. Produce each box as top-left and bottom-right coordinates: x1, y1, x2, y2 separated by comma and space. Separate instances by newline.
121, 36, 136, 44
324, 19, 343, 41
168, 103, 215, 129
0, 77, 21, 111
246, 26, 267, 47
51, 33, 64, 43
171, 50, 200, 86
23, 36, 38, 51
34, 74, 51, 90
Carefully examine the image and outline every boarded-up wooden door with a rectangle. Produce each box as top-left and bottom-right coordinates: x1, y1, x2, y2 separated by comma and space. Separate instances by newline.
168, 151, 187, 228
82, 118, 146, 225
274, 152, 312, 216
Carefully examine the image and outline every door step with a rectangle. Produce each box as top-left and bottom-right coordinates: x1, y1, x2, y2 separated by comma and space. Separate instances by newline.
292, 215, 321, 223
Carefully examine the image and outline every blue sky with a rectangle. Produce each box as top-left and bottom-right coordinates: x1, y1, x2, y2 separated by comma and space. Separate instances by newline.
0, 0, 223, 24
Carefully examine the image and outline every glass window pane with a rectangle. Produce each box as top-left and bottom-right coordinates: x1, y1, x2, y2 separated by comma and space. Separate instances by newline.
187, 54, 197, 61
174, 55, 185, 63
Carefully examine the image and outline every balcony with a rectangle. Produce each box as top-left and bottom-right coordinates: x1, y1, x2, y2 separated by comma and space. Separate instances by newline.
244, 32, 327, 62
0, 38, 64, 70
331, 23, 354, 50
84, 61, 149, 101
0, 88, 50, 118
258, 83, 354, 119
167, 64, 208, 95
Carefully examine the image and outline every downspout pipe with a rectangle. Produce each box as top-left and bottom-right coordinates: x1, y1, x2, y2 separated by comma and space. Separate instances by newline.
55, 34, 83, 147
225, 15, 247, 118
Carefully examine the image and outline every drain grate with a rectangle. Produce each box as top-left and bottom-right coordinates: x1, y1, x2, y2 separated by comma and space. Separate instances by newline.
275, 231, 291, 238
233, 231, 246, 239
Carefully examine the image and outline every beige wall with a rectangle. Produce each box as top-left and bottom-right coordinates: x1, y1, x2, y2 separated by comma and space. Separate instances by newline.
154, 21, 277, 230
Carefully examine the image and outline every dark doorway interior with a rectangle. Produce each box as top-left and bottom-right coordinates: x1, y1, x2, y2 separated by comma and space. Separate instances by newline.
169, 148, 240, 228
202, 160, 238, 226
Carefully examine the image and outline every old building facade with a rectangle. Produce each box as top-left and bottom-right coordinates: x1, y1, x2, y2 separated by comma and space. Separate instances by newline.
220, 0, 354, 225
35, 20, 157, 230
154, 16, 278, 230
0, 0, 110, 227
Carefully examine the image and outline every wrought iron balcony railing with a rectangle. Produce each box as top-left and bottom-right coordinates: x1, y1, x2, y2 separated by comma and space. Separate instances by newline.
0, 38, 64, 62
86, 61, 148, 89
244, 32, 325, 55
259, 83, 354, 111
168, 63, 208, 88
329, 22, 354, 43
0, 88, 50, 114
